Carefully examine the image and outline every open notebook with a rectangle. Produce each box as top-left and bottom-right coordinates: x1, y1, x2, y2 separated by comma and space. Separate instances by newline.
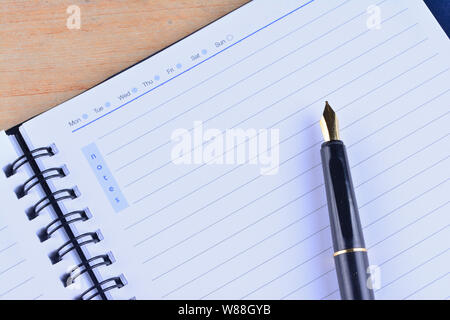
1, 0, 449, 300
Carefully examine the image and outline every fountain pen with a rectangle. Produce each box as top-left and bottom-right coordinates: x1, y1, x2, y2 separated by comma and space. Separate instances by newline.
320, 102, 375, 300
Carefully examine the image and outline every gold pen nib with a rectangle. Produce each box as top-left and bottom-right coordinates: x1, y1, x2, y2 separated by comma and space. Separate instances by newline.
320, 101, 340, 142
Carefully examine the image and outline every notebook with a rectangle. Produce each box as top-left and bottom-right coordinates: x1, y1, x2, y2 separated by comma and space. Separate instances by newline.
1, 0, 449, 300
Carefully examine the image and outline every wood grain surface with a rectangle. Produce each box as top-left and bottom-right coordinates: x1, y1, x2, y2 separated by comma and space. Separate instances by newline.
0, 0, 248, 130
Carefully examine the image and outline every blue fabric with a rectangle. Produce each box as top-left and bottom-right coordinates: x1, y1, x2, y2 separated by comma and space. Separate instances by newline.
424, 0, 450, 37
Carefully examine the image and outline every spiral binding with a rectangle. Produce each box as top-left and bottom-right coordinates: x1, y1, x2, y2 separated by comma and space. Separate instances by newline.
18, 167, 66, 198
8, 146, 55, 176
28, 188, 78, 220
80, 275, 127, 300
49, 231, 103, 264
6, 129, 126, 300
63, 252, 114, 286
39, 209, 91, 242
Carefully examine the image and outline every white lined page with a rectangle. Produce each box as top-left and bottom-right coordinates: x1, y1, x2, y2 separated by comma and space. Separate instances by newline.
20, 0, 449, 299
0, 131, 70, 300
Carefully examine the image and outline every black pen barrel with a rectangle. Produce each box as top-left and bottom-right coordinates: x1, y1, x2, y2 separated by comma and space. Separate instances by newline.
320, 140, 375, 300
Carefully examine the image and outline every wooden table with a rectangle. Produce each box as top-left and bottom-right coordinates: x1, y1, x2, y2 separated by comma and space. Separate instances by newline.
0, 0, 248, 130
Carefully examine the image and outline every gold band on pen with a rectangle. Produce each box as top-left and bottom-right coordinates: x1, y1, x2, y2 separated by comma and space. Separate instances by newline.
333, 248, 367, 257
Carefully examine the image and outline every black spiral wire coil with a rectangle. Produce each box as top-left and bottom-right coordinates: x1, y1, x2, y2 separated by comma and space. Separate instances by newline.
5, 127, 126, 300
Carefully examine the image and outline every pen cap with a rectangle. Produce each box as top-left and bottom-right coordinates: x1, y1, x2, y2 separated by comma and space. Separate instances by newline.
320, 140, 366, 252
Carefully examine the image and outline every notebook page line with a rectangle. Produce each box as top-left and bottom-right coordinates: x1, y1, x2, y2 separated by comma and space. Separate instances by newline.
125, 51, 439, 227
128, 75, 449, 259
321, 202, 450, 300
374, 243, 449, 293
71, 0, 317, 134
129, 51, 440, 222
120, 22, 420, 193
105, 0, 359, 156
359, 154, 449, 210
106, 1, 397, 159
365, 181, 448, 229
243, 200, 450, 299
99, 0, 355, 142
0, 277, 35, 298
282, 269, 336, 300
294, 245, 448, 300
162, 219, 330, 298
148, 150, 450, 282
16, 0, 450, 300
137, 110, 450, 258
402, 272, 449, 300
0, 242, 18, 255
202, 229, 332, 300
206, 216, 449, 300
167, 194, 449, 299
113, 15, 412, 187
0, 259, 27, 277
128, 60, 449, 215
303, 212, 450, 300
144, 129, 450, 265
0, 132, 66, 300
117, 16, 416, 188
341, 208, 449, 301
155, 137, 445, 262
126, 67, 448, 234
288, 199, 450, 300
255, 213, 450, 300
123, 23, 422, 199
130, 85, 450, 298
